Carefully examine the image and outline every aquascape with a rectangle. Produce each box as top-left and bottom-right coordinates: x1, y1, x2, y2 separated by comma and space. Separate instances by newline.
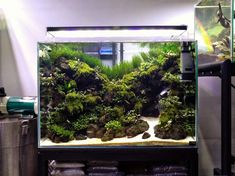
39, 42, 196, 146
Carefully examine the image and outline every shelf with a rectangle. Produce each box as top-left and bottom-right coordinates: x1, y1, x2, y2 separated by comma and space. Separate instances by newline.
198, 59, 233, 176
38, 146, 198, 176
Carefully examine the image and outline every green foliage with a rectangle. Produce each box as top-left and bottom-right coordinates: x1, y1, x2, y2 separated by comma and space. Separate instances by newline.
65, 92, 84, 115
141, 42, 180, 56
180, 108, 195, 136
120, 110, 138, 125
39, 44, 52, 66
103, 106, 125, 119
159, 96, 182, 125
139, 52, 150, 62
72, 113, 98, 131
84, 94, 101, 106
105, 120, 122, 131
139, 64, 158, 77
40, 42, 195, 141
159, 96, 181, 110
49, 45, 80, 61
139, 42, 180, 66
47, 104, 67, 124
40, 76, 53, 87
134, 100, 143, 113
79, 52, 103, 68
101, 61, 134, 80
131, 55, 142, 68
75, 61, 95, 77
122, 71, 139, 85
180, 108, 195, 119
49, 44, 103, 69
48, 124, 74, 140
159, 112, 173, 125
122, 71, 140, 90
114, 89, 136, 104
162, 72, 180, 84
73, 118, 89, 131
100, 55, 142, 80
65, 92, 101, 115
68, 60, 78, 70
181, 83, 196, 96
67, 80, 77, 90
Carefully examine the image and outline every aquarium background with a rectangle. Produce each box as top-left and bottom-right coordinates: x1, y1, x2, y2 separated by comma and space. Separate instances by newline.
195, 0, 233, 64
38, 42, 196, 147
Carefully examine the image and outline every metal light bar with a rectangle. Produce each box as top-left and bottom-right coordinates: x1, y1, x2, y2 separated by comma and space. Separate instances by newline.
46, 25, 188, 42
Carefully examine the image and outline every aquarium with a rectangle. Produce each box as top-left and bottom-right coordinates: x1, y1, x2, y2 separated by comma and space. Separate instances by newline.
38, 40, 197, 147
195, 0, 234, 65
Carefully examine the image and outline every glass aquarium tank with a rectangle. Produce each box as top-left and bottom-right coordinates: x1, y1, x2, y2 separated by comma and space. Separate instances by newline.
195, 0, 234, 65
38, 27, 197, 147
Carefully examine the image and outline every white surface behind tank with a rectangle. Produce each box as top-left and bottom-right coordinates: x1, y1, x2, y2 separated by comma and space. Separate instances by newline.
2, 1, 227, 176
0, 0, 197, 96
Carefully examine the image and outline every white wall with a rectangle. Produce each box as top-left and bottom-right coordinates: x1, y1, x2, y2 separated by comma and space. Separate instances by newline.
2, 1, 226, 176
0, 0, 197, 96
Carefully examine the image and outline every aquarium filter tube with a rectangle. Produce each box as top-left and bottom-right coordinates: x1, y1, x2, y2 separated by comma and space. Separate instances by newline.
180, 42, 194, 80
0, 87, 37, 115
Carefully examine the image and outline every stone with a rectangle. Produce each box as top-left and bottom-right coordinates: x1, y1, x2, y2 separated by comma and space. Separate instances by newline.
142, 132, 151, 139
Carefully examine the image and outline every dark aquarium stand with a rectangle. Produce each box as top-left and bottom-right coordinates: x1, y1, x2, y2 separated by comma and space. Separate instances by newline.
37, 40, 198, 175
198, 60, 235, 176
38, 144, 198, 176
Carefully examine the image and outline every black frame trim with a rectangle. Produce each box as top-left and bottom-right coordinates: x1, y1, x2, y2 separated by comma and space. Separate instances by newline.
47, 25, 188, 32
199, 60, 235, 176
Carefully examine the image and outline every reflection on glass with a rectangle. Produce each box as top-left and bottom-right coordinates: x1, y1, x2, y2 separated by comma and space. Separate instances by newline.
195, 0, 233, 65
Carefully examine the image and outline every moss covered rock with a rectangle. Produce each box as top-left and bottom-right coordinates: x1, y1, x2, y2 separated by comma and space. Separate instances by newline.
47, 124, 74, 143
126, 120, 149, 138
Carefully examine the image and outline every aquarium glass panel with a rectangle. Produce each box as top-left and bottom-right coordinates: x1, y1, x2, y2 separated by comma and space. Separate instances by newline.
38, 41, 197, 147
195, 0, 233, 65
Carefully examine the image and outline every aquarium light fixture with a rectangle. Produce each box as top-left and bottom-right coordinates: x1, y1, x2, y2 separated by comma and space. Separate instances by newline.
46, 26, 188, 42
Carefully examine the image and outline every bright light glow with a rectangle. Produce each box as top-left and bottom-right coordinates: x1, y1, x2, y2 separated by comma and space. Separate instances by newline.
47, 28, 188, 42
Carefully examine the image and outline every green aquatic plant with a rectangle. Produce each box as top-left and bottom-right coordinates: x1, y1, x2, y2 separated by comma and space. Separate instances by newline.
141, 42, 180, 56
138, 42, 180, 67
75, 61, 95, 77
181, 83, 196, 96
73, 118, 89, 131
73, 113, 98, 131
66, 80, 77, 90
179, 108, 195, 136
162, 72, 180, 84
49, 44, 103, 69
100, 55, 142, 80
47, 124, 74, 141
131, 55, 142, 68
159, 96, 181, 111
134, 100, 143, 114
139, 64, 158, 77
39, 44, 52, 67
159, 96, 182, 125
120, 110, 138, 125
79, 52, 103, 68
101, 61, 135, 80
105, 120, 122, 131
65, 92, 84, 115
40, 42, 195, 142
47, 104, 67, 124
103, 106, 125, 120
49, 45, 80, 61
